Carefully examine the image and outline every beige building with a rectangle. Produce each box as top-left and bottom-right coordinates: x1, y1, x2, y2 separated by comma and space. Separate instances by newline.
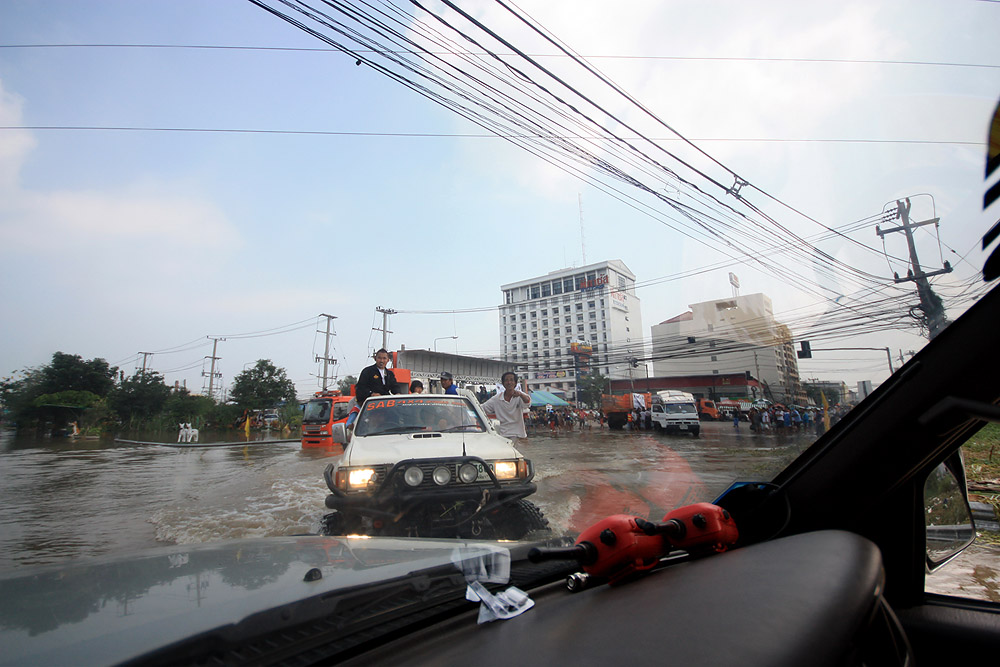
651, 293, 805, 404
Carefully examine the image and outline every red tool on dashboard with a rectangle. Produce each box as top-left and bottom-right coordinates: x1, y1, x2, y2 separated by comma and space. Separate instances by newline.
528, 502, 738, 587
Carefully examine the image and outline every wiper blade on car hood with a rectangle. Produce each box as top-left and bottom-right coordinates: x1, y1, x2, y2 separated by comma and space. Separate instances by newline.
376, 426, 429, 434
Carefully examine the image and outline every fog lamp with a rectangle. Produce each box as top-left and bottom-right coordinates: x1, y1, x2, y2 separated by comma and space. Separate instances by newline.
458, 463, 479, 483
404, 466, 424, 487
432, 466, 452, 485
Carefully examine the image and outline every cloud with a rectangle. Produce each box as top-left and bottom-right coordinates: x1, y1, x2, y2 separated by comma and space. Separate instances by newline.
0, 77, 241, 267
0, 81, 36, 190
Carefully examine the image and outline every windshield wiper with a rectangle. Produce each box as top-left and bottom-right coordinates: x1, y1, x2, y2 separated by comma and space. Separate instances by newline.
376, 426, 428, 434
439, 425, 482, 433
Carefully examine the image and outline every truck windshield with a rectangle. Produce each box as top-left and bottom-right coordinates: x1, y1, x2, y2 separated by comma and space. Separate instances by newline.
302, 399, 332, 423
666, 404, 697, 414
355, 397, 485, 436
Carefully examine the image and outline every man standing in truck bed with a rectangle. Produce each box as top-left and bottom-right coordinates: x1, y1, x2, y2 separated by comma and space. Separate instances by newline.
355, 349, 398, 404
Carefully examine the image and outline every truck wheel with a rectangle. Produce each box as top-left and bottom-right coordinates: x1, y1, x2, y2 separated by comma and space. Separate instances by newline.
692, 428, 700, 438
492, 500, 550, 540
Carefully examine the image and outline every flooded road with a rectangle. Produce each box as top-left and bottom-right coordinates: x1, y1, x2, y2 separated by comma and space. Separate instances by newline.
2, 421, 996, 600
0, 422, 810, 570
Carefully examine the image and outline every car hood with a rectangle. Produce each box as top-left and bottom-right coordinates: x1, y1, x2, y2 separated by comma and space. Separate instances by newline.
0, 536, 513, 666
344, 432, 521, 466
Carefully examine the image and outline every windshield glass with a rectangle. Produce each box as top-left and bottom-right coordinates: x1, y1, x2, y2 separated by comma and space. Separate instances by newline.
302, 400, 331, 423
0, 0, 998, 639
354, 397, 486, 436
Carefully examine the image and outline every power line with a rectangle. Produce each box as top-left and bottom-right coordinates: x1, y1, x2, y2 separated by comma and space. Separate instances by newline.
3, 43, 997, 70
0, 125, 980, 146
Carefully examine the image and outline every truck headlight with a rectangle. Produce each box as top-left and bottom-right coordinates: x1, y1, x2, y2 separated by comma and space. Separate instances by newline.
493, 460, 518, 480
348, 468, 376, 489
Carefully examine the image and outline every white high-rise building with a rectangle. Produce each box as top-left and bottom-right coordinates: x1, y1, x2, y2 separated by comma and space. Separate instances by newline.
499, 260, 641, 399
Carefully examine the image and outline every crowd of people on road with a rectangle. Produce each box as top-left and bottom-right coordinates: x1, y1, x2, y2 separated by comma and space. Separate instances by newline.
350, 349, 851, 440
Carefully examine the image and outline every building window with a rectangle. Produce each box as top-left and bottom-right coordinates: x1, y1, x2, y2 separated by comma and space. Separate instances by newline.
530, 284, 540, 299
542, 282, 552, 297
576, 303, 583, 311
520, 313, 526, 320
565, 316, 571, 324
542, 319, 548, 326
577, 314, 584, 322
553, 281, 562, 295
554, 327, 560, 334
711, 355, 717, 361
588, 301, 595, 309
521, 323, 526, 331
577, 325, 584, 333
541, 309, 548, 316
531, 311, 537, 318
563, 277, 574, 293
590, 323, 597, 331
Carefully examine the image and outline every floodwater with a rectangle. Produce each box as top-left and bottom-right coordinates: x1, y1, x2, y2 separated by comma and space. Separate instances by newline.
2, 421, 996, 600
0, 422, 810, 571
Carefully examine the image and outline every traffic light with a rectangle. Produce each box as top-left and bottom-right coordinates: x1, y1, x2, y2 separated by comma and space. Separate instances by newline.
797, 341, 812, 359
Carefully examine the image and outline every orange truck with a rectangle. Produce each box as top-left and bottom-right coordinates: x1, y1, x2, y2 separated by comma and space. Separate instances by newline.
697, 398, 720, 421
601, 392, 652, 430
301, 363, 415, 448
301, 391, 355, 447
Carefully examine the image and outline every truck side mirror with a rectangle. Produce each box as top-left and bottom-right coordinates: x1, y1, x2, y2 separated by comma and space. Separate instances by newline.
331, 422, 348, 445
924, 451, 976, 571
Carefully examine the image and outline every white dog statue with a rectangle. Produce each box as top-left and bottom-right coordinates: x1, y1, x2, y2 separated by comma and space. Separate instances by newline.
178, 423, 200, 443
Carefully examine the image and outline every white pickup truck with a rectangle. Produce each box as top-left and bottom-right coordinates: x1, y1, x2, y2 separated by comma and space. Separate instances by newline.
650, 390, 700, 437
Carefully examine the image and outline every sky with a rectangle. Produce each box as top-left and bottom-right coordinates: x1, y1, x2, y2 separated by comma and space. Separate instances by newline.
1, 0, 998, 399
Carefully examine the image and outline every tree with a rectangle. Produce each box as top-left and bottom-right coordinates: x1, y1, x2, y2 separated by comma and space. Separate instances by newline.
576, 371, 610, 408
229, 360, 297, 410
337, 375, 358, 396
110, 371, 171, 428
40, 352, 117, 397
1, 352, 117, 427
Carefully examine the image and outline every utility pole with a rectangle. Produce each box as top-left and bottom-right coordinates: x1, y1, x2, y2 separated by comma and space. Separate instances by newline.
204, 336, 224, 400
316, 313, 338, 391
877, 198, 952, 339
373, 306, 396, 351
138, 352, 153, 373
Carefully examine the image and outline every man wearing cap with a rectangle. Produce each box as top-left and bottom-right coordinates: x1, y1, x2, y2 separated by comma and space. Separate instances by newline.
440, 372, 458, 395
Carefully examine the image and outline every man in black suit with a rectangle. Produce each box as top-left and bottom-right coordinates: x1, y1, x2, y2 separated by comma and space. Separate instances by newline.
355, 348, 399, 403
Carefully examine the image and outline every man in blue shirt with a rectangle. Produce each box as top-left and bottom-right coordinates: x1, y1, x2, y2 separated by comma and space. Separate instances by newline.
441, 372, 458, 395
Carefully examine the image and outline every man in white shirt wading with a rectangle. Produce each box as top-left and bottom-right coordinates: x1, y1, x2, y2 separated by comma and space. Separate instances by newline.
482, 372, 532, 443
